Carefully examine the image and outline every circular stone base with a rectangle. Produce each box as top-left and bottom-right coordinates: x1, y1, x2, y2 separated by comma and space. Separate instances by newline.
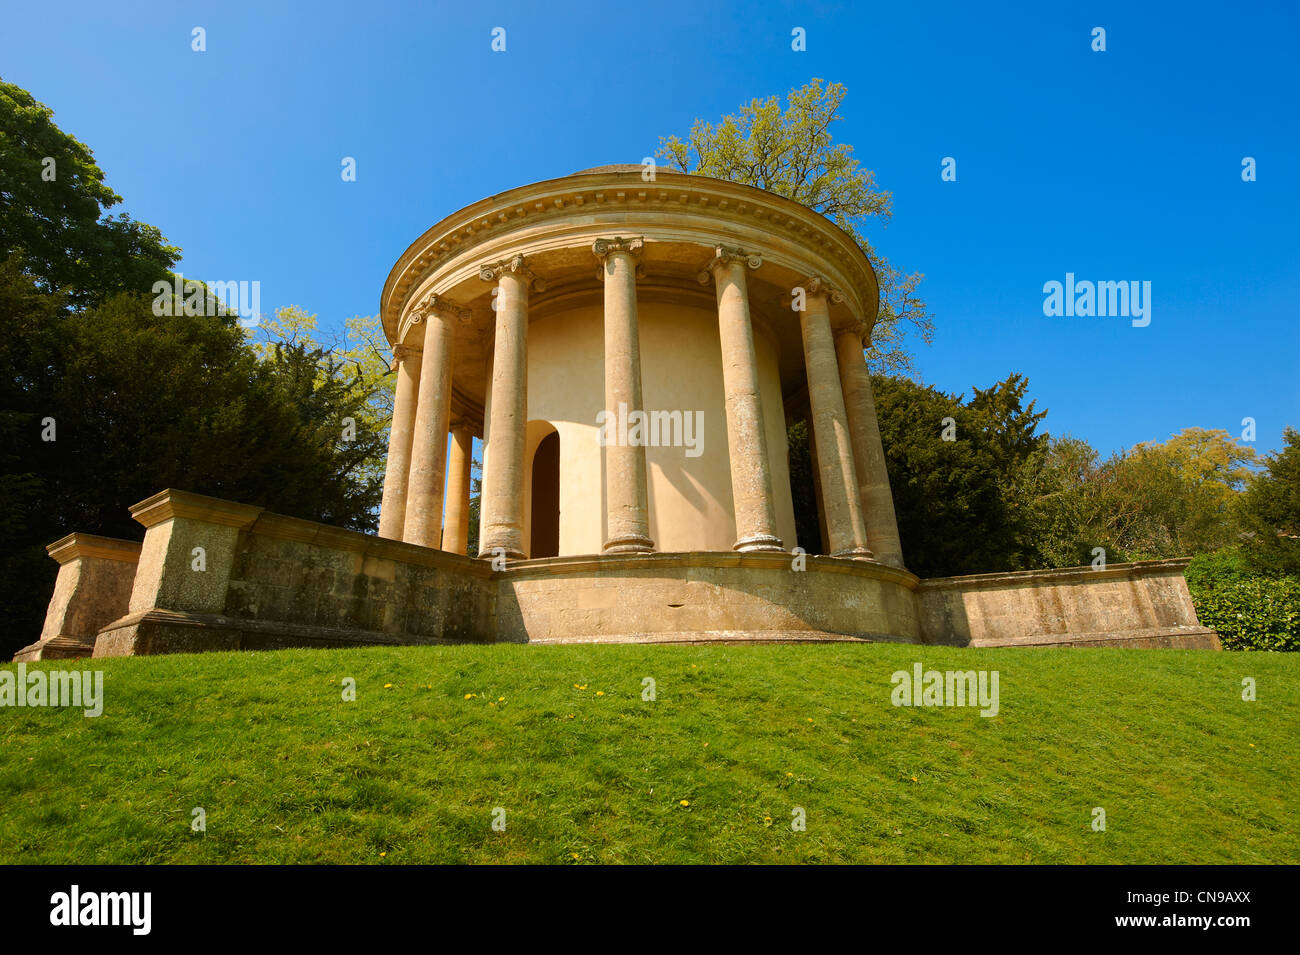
495, 550, 921, 645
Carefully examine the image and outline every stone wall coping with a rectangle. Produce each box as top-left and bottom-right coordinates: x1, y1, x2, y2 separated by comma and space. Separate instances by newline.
130, 488, 266, 530
46, 533, 143, 565
917, 557, 1193, 591
247, 511, 495, 578
500, 550, 921, 588
126, 489, 489, 580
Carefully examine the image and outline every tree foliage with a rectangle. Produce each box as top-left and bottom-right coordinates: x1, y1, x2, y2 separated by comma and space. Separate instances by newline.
0, 78, 178, 306
0, 262, 386, 657
1237, 427, 1300, 575
658, 80, 931, 374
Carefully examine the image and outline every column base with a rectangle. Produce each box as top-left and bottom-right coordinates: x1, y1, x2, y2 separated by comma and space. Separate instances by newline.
734, 534, 785, 553
833, 547, 877, 561
603, 535, 655, 555
478, 544, 526, 561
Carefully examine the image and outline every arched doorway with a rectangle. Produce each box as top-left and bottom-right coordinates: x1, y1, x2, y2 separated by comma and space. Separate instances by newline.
530, 430, 560, 558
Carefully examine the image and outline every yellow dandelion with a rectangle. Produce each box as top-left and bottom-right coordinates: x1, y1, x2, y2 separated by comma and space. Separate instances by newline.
383, 683, 393, 689
596, 691, 605, 697
786, 772, 793, 777
498, 696, 505, 702
379, 851, 387, 858
911, 776, 918, 782
763, 816, 773, 826
464, 693, 475, 699
571, 852, 580, 860
680, 799, 690, 807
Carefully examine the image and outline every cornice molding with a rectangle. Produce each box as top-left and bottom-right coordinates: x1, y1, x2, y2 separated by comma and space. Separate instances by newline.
46, 533, 143, 566
381, 169, 879, 341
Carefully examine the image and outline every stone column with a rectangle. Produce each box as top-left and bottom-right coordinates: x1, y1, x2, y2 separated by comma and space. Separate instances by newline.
699, 246, 783, 552
595, 237, 654, 554
443, 423, 474, 556
478, 256, 541, 559
377, 344, 421, 540
836, 328, 904, 567
798, 278, 872, 559
403, 297, 460, 548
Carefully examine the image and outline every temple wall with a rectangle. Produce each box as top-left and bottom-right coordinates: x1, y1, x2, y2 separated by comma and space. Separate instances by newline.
504, 296, 797, 557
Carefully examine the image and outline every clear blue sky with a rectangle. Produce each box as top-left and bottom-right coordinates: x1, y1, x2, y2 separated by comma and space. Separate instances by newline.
3, 0, 1296, 456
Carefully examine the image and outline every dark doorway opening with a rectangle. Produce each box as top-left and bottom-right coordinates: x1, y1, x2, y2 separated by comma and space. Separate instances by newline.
530, 430, 560, 558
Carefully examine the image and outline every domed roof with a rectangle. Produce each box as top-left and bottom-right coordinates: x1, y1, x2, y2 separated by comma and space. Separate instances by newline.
570, 163, 651, 175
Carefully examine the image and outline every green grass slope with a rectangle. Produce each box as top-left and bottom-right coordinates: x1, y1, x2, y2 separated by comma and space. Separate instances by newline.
1, 644, 1295, 864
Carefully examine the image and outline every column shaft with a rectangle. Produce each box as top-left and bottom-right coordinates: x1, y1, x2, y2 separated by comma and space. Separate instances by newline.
403, 311, 455, 548
377, 347, 421, 540
443, 424, 473, 555
601, 246, 654, 553
712, 258, 783, 552
835, 330, 904, 567
479, 271, 529, 558
800, 294, 872, 559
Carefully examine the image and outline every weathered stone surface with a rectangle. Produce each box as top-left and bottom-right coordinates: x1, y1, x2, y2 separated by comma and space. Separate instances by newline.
915, 559, 1220, 649
12, 534, 141, 662
19, 491, 1220, 660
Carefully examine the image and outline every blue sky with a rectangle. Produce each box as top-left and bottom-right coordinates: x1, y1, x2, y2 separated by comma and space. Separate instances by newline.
3, 0, 1296, 456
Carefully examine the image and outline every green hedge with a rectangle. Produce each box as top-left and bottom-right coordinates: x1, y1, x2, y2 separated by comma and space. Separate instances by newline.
1185, 551, 1300, 651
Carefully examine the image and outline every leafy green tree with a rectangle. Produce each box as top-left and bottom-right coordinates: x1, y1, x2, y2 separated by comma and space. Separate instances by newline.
658, 79, 931, 374
1238, 427, 1300, 575
871, 373, 1046, 577
1017, 435, 1133, 568
0, 263, 384, 658
0, 78, 178, 305
1097, 428, 1257, 558
252, 306, 394, 488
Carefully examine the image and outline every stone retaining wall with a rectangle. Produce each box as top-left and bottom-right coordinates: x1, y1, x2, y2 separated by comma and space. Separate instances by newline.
14, 490, 1221, 658
916, 560, 1221, 649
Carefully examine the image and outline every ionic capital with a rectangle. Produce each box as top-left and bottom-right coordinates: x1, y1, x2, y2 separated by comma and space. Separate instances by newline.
594, 236, 646, 281
478, 254, 546, 292
411, 292, 473, 325
390, 344, 421, 370
797, 274, 846, 307
592, 236, 644, 261
697, 244, 762, 285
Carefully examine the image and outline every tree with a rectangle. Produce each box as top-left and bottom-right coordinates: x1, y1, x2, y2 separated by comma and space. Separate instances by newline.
658, 79, 931, 374
252, 306, 394, 489
0, 78, 178, 305
1099, 428, 1257, 558
1238, 427, 1300, 575
0, 264, 385, 659
869, 373, 1046, 577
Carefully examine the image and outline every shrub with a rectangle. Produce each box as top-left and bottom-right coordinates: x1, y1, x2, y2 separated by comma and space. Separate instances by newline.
1186, 550, 1300, 651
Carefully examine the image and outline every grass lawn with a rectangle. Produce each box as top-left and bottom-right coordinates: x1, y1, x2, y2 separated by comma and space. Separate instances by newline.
1, 643, 1295, 864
